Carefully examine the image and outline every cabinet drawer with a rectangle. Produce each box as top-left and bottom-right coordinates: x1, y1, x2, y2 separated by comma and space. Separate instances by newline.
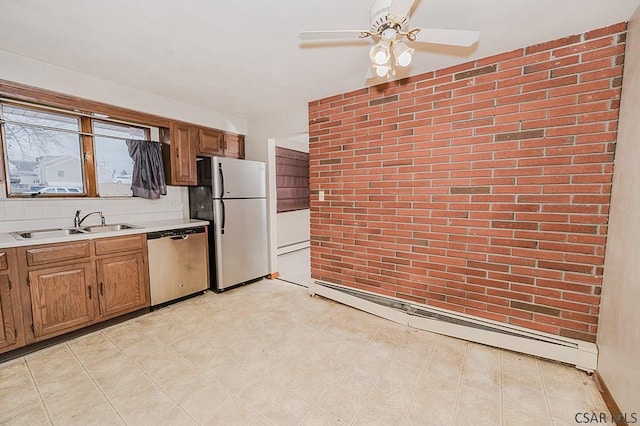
26, 242, 91, 266
0, 251, 8, 271
95, 235, 145, 256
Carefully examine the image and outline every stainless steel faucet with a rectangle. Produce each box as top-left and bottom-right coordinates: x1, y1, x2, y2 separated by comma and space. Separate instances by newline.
74, 210, 106, 227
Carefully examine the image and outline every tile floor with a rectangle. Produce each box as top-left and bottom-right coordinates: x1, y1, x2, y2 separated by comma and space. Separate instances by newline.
278, 248, 311, 287
0, 279, 607, 425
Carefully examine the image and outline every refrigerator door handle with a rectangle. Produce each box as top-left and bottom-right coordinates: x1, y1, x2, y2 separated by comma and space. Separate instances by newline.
218, 162, 225, 199
220, 199, 226, 234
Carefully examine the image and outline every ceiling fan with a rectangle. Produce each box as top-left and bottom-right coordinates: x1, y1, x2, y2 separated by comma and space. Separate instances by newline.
298, 0, 480, 78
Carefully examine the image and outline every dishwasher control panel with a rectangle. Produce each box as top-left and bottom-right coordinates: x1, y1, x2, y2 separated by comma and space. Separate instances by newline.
147, 226, 205, 240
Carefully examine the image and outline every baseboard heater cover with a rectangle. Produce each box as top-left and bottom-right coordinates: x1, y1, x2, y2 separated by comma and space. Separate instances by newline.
308, 280, 598, 372
277, 240, 310, 256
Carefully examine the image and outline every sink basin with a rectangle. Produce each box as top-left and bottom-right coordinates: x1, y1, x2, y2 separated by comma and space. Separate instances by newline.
11, 228, 87, 239
10, 223, 140, 240
81, 224, 138, 233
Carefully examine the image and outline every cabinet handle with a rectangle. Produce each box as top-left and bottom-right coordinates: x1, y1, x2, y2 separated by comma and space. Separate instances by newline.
88, 286, 92, 299
99, 282, 104, 296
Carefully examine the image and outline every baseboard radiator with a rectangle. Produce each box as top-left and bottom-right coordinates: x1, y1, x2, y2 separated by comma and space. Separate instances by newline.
277, 240, 310, 256
308, 280, 598, 372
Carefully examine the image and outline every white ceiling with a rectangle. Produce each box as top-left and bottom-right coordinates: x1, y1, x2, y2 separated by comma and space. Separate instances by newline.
0, 0, 638, 120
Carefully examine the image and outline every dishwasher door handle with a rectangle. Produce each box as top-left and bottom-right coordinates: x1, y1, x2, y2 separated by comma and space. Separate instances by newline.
170, 235, 189, 240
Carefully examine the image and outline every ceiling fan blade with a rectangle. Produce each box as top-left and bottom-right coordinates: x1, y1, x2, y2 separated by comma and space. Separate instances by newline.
298, 30, 369, 40
389, 0, 416, 18
412, 28, 480, 47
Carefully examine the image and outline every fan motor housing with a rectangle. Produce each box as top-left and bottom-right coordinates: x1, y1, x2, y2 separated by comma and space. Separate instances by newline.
370, 0, 410, 35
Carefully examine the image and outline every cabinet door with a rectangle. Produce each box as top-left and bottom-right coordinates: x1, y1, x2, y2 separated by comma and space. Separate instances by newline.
28, 263, 95, 340
223, 134, 244, 159
0, 275, 17, 351
96, 253, 148, 319
169, 123, 197, 185
197, 128, 224, 156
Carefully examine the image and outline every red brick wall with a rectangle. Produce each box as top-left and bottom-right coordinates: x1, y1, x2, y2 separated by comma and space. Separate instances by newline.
308, 23, 627, 343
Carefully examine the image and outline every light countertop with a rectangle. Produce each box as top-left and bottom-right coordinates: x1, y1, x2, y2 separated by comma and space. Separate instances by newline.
0, 218, 209, 248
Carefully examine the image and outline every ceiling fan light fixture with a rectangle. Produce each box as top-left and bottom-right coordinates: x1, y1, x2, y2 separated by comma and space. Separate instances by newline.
393, 41, 414, 67
369, 40, 391, 65
374, 63, 390, 77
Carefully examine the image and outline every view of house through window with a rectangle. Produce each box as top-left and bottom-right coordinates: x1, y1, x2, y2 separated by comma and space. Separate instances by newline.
93, 120, 147, 196
1, 104, 85, 195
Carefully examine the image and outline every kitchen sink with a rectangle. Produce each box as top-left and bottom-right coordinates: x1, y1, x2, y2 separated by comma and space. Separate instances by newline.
11, 228, 88, 239
80, 223, 138, 233
11, 223, 139, 240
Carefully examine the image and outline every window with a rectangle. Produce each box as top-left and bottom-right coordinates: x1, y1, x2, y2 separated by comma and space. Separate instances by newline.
93, 120, 148, 196
0, 101, 153, 197
275, 147, 309, 212
1, 104, 85, 195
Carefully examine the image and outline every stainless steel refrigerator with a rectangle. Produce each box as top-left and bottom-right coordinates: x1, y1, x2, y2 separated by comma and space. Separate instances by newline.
188, 156, 269, 291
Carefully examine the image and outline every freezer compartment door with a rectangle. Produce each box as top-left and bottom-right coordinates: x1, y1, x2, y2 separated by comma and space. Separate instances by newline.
213, 198, 269, 290
212, 157, 267, 199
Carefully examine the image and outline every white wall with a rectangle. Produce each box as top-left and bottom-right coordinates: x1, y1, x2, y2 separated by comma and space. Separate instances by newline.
245, 105, 308, 274
0, 187, 185, 233
275, 134, 310, 254
0, 50, 247, 134
597, 4, 640, 413
0, 51, 249, 230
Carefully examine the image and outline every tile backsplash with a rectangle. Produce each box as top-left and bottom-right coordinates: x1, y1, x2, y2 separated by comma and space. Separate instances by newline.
0, 186, 188, 232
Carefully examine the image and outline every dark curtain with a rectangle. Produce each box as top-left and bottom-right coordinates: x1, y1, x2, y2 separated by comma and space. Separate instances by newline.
126, 139, 167, 199
275, 146, 309, 212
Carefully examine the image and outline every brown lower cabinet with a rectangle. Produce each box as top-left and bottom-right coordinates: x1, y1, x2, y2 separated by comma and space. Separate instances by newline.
0, 249, 25, 354
27, 263, 95, 340
14, 234, 150, 346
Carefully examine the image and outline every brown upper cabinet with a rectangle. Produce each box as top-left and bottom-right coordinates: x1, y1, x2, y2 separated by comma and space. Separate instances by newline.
162, 121, 245, 186
197, 128, 244, 158
163, 122, 198, 186
223, 133, 244, 159
197, 128, 224, 156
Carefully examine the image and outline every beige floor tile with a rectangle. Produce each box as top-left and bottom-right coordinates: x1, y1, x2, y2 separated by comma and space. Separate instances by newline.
49, 399, 122, 426
180, 383, 232, 423
154, 406, 198, 425
0, 386, 48, 424
67, 331, 122, 363
0, 280, 611, 426
41, 379, 107, 419
405, 392, 456, 426
318, 380, 373, 423
238, 377, 285, 414
214, 360, 266, 395
288, 368, 336, 406
300, 408, 342, 426
112, 385, 176, 425
456, 383, 502, 425
0, 358, 38, 395
353, 400, 407, 426
0, 404, 51, 426
201, 398, 258, 425
261, 391, 313, 426
152, 363, 212, 403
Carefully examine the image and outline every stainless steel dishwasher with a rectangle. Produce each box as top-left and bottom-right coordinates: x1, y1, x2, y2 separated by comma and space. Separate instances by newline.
147, 226, 209, 306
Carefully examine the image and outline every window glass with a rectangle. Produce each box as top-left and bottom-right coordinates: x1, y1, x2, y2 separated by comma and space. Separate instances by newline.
1, 104, 84, 195
93, 120, 147, 196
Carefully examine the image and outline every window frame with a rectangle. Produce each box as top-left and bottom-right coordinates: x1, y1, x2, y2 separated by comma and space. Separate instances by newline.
0, 100, 152, 198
